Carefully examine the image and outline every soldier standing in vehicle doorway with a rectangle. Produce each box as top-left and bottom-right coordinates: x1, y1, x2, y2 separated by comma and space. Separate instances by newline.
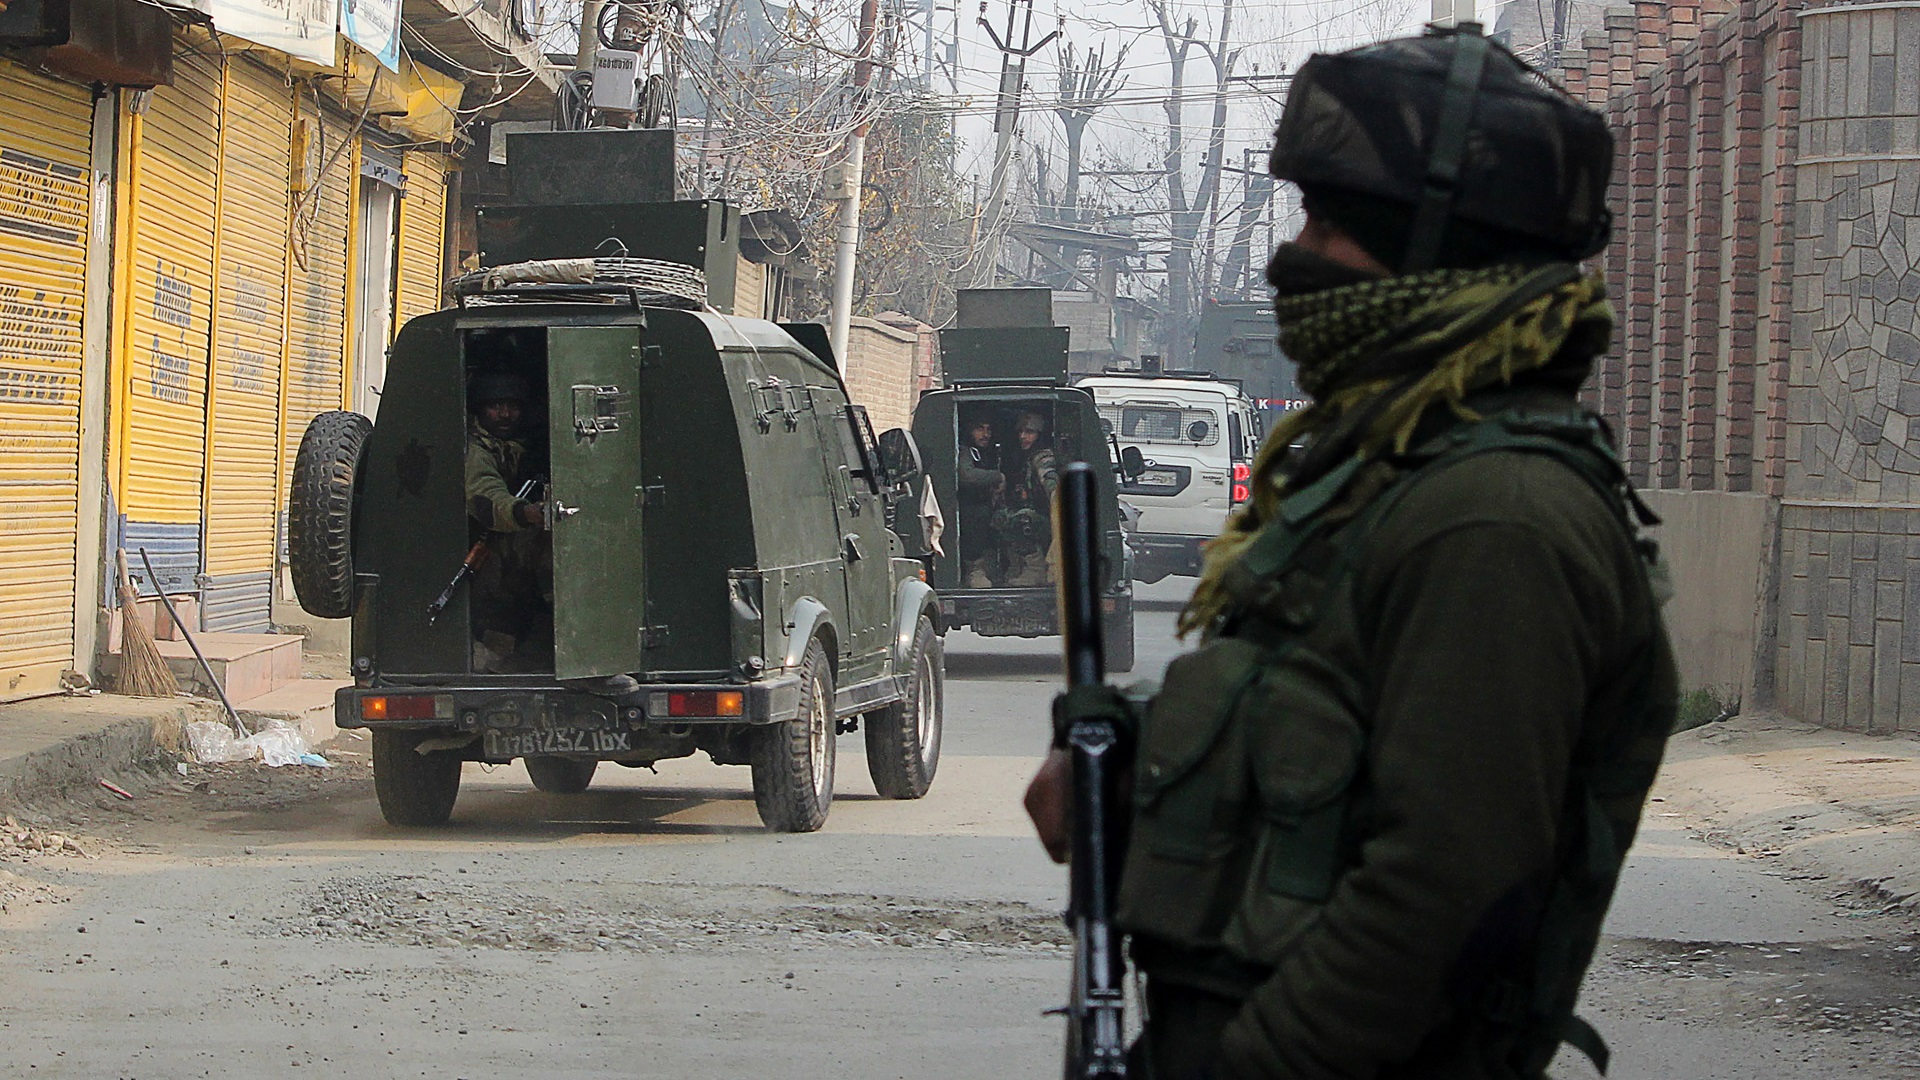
957, 413, 1006, 588
1025, 24, 1678, 1080
466, 371, 553, 673
1000, 411, 1059, 586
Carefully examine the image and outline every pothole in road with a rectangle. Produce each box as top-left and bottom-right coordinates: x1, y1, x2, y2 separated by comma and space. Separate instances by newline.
270, 872, 1070, 956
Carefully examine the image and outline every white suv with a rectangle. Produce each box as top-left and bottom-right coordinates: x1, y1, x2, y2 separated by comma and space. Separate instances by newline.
1077, 372, 1261, 583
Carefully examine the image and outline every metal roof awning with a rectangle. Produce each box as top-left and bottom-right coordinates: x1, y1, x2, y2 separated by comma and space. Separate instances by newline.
401, 0, 563, 120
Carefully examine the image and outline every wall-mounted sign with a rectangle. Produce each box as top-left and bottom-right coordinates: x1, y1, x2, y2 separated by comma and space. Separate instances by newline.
342, 0, 400, 72
166, 0, 337, 67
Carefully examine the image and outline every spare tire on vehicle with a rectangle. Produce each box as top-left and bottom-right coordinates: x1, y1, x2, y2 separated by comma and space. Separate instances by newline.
288, 410, 372, 619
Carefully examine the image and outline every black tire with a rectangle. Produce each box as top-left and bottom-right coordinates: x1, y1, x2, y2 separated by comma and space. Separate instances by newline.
525, 756, 598, 794
751, 637, 836, 832
289, 410, 372, 619
372, 728, 462, 827
865, 616, 943, 799
1105, 610, 1136, 674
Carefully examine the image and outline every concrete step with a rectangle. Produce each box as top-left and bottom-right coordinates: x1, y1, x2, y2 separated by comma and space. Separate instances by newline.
107, 632, 304, 703
234, 678, 349, 749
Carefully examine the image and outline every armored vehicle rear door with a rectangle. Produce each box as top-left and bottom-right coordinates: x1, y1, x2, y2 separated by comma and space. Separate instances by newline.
547, 326, 646, 679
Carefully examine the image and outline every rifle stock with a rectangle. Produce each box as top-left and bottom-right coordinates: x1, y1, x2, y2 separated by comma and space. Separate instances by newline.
426, 478, 539, 624
1056, 461, 1130, 1079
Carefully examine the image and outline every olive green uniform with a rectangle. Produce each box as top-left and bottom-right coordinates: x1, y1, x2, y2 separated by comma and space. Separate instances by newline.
1119, 394, 1677, 1079
466, 422, 539, 533
465, 420, 551, 671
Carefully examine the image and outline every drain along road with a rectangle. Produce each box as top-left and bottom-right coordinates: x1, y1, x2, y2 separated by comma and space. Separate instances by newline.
2, 580, 1917, 1078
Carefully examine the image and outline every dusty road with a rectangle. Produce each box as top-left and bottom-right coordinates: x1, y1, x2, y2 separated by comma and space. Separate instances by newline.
3, 579, 1918, 1078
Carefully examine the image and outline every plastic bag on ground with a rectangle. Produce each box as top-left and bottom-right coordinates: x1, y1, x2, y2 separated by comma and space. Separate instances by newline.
186, 720, 245, 763
186, 718, 311, 767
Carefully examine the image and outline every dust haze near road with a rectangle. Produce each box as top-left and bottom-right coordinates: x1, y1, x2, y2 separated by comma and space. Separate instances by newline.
2, 580, 1916, 1078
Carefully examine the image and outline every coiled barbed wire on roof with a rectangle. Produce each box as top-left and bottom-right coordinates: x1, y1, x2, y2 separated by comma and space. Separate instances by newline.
449, 257, 710, 308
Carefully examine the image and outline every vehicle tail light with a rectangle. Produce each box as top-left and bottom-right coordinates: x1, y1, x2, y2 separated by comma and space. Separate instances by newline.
665, 690, 745, 717
360, 694, 444, 721
1232, 483, 1251, 504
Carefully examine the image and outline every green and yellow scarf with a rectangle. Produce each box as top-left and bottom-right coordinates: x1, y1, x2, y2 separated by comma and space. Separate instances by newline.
1179, 262, 1613, 637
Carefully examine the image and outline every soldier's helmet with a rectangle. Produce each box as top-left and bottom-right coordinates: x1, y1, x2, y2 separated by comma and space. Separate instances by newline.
1015, 411, 1047, 436
470, 371, 531, 407
1269, 23, 1614, 273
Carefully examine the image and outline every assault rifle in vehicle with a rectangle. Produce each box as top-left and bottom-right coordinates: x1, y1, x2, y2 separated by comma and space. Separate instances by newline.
1053, 460, 1132, 1079
426, 478, 540, 625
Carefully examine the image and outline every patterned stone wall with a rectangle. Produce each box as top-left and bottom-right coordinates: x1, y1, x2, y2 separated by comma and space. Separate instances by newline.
1775, 2, 1920, 732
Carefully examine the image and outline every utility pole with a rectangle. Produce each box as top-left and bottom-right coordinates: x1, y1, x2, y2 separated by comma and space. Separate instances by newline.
974, 0, 1060, 286
827, 0, 881, 369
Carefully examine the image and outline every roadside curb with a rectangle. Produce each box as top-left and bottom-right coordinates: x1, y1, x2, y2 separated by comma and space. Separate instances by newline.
0, 694, 216, 811
1657, 713, 1920, 912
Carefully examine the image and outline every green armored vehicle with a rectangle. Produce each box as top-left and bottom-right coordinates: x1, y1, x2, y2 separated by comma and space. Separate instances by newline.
906, 289, 1138, 671
286, 136, 942, 833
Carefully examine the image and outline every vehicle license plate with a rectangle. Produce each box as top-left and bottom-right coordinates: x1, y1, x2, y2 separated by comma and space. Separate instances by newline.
483, 728, 632, 757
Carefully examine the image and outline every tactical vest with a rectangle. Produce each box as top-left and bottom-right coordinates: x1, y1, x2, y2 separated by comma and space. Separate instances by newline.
1115, 408, 1672, 1077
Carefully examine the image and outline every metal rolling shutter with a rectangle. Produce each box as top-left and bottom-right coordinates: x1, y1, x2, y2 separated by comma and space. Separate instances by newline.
394, 150, 448, 326
283, 99, 353, 471
119, 47, 220, 599
0, 63, 92, 699
202, 59, 290, 631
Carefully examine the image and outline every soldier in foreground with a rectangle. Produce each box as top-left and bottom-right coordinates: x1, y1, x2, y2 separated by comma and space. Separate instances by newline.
1028, 24, 1678, 1079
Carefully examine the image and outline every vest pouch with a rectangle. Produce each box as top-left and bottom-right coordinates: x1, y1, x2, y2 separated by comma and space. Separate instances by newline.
1117, 636, 1270, 949
1223, 649, 1367, 965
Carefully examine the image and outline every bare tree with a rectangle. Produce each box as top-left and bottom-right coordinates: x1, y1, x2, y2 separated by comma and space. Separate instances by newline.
1052, 40, 1128, 225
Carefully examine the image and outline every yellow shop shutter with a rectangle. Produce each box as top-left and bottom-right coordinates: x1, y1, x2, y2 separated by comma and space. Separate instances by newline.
0, 62, 93, 700
394, 149, 448, 327
283, 99, 352, 469
119, 47, 220, 597
202, 59, 290, 631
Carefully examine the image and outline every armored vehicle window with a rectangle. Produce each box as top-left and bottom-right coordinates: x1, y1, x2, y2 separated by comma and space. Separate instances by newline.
1101, 404, 1222, 446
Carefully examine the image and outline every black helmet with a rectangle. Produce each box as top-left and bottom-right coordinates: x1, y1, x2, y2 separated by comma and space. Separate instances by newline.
471, 371, 531, 406
1269, 23, 1613, 272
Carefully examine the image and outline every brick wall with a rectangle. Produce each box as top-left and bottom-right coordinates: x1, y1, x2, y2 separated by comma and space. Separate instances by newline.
1574, 0, 1801, 495
842, 315, 923, 434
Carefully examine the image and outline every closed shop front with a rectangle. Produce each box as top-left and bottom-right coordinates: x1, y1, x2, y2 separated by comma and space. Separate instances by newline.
0, 62, 94, 699
395, 149, 449, 327
115, 46, 220, 599
282, 97, 353, 466
202, 58, 292, 631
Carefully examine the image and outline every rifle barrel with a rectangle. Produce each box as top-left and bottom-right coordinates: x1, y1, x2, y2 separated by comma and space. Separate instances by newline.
1058, 463, 1104, 688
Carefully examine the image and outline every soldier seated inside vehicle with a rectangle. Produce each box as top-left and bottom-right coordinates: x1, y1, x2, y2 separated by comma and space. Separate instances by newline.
997, 409, 1060, 586
464, 329, 553, 674
956, 411, 1005, 588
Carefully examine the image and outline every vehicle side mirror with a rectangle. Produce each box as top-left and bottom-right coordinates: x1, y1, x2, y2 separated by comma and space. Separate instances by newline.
878, 427, 922, 487
1118, 444, 1147, 481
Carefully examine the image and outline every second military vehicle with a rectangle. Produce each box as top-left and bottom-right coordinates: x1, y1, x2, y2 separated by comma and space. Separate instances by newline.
286, 133, 943, 833
905, 289, 1139, 671
1077, 367, 1262, 583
